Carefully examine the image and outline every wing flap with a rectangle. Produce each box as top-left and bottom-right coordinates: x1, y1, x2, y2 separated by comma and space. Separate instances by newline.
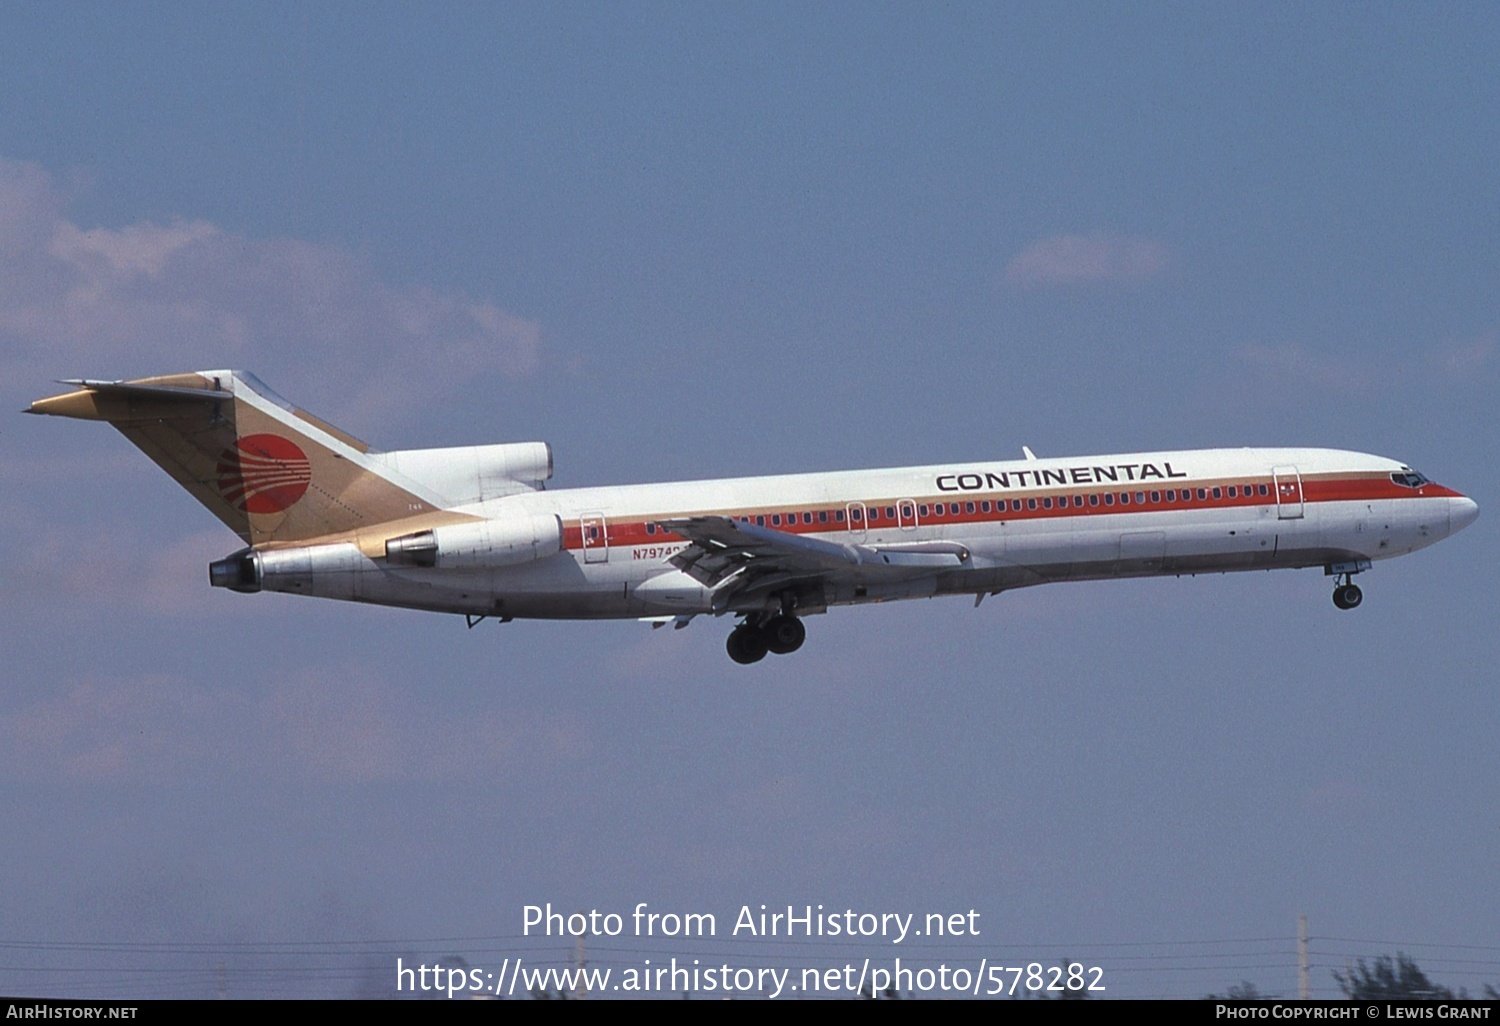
658, 516, 969, 594
661, 516, 859, 588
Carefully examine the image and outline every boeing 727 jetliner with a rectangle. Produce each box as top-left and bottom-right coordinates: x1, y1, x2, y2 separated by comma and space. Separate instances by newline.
29, 371, 1479, 663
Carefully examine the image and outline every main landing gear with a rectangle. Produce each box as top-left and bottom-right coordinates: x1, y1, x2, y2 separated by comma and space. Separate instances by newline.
726, 613, 806, 664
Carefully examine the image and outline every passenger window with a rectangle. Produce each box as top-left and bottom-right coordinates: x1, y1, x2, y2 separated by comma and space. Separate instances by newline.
646, 523, 656, 535
1165, 490, 1175, 501
771, 514, 781, 526
919, 504, 929, 516
803, 512, 813, 524
1104, 494, 1115, 506
818, 510, 828, 523
981, 501, 991, 513
1150, 491, 1160, 503
1027, 498, 1037, 510
1212, 487, 1222, 499
886, 507, 896, 519
1042, 497, 1053, 509
1120, 493, 1130, 505
835, 510, 845, 522
1258, 484, 1268, 496
1197, 488, 1207, 500
756, 515, 765, 526
1135, 492, 1145, 504
1089, 494, 1099, 507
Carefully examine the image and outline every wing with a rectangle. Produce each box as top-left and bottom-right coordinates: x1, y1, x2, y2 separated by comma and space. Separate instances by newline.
658, 515, 971, 604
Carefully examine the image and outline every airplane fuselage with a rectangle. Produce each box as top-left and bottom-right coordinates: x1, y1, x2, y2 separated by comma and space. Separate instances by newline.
251, 447, 1474, 621
29, 371, 1478, 663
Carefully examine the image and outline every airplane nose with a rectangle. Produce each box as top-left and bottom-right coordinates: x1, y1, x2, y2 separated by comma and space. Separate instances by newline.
1449, 496, 1480, 535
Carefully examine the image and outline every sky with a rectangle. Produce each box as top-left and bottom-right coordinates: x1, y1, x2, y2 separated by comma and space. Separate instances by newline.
1, 3, 1496, 1000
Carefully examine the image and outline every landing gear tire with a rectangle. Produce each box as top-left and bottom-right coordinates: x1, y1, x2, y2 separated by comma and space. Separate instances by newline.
1333, 584, 1363, 610
726, 625, 770, 664
763, 614, 806, 655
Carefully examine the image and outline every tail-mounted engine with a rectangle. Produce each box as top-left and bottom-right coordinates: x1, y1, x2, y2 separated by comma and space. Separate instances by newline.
384, 514, 563, 569
209, 548, 262, 592
210, 543, 365, 598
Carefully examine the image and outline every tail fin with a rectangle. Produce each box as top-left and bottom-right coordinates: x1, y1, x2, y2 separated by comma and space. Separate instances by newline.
28, 370, 435, 546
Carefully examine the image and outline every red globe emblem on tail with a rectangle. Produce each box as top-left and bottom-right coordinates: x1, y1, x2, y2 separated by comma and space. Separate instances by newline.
217, 434, 312, 514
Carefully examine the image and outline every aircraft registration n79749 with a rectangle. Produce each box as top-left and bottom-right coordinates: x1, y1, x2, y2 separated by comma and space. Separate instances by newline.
29, 371, 1479, 664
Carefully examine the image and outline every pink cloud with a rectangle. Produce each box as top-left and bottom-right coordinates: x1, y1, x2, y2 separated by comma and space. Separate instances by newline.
1004, 233, 1170, 289
1437, 334, 1493, 377
0, 667, 585, 785
0, 157, 541, 427
0, 675, 246, 783
1239, 335, 1495, 393
0, 524, 232, 617
1301, 776, 1375, 813
1238, 343, 1377, 391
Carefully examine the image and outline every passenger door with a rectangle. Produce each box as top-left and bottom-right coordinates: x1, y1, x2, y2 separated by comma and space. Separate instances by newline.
580, 512, 609, 563
1272, 466, 1304, 520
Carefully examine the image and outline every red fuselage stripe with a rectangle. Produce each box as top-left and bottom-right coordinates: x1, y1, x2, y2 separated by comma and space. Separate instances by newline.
558, 474, 1461, 551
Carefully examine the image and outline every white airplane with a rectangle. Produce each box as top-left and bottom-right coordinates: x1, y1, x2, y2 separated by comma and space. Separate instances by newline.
29, 371, 1479, 663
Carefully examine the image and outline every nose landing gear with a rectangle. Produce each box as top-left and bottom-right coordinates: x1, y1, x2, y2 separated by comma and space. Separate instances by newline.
1326, 561, 1370, 611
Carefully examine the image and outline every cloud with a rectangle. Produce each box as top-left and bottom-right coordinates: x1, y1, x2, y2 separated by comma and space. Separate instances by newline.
0, 667, 585, 785
0, 675, 239, 783
1238, 343, 1377, 391
0, 156, 540, 427
1300, 776, 1375, 813
0, 523, 232, 618
1239, 333, 1495, 393
1436, 333, 1493, 377
1003, 233, 1170, 289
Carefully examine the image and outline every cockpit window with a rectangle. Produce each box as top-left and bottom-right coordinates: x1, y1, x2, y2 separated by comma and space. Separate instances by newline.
1391, 471, 1431, 488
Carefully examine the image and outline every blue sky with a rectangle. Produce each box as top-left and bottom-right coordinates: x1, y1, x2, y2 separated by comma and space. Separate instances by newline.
1, 4, 1496, 999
